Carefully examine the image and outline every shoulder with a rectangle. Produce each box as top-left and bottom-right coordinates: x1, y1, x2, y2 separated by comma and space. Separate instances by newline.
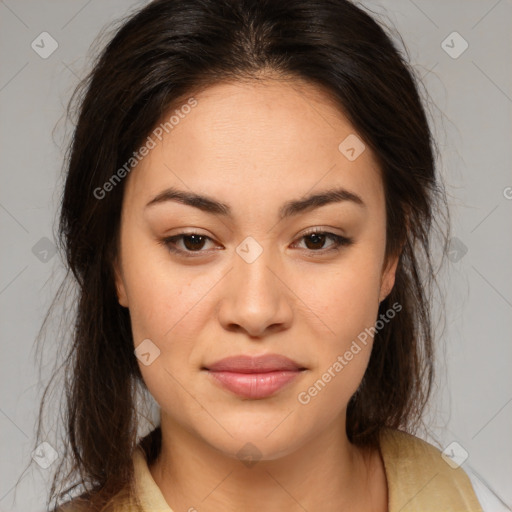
379, 428, 483, 511
379, 427, 449, 464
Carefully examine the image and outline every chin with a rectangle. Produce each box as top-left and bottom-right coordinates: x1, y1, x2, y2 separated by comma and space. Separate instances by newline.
197, 417, 304, 463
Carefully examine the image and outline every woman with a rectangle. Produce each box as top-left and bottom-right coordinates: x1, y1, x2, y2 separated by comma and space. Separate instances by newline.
32, 0, 484, 510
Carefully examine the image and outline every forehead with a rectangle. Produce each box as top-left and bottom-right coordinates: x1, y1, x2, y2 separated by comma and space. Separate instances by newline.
122, 79, 384, 214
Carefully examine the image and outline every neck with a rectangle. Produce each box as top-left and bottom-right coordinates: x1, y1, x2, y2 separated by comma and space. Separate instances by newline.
148, 412, 387, 512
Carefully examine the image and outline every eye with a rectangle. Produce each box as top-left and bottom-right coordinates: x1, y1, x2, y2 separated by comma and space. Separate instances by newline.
292, 229, 353, 253
161, 232, 218, 257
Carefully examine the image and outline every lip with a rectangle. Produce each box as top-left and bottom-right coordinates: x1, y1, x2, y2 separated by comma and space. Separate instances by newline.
203, 354, 306, 399
205, 354, 305, 373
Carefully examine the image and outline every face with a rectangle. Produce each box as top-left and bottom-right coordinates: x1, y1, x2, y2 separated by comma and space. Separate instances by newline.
114, 79, 398, 460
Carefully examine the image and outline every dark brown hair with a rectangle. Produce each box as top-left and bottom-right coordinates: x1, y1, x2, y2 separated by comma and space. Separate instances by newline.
27, 0, 448, 510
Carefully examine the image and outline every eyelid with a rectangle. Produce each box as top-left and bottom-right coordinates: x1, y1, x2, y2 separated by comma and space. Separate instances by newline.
298, 225, 347, 238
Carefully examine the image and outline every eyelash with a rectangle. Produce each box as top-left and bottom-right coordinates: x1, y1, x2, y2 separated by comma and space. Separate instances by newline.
159, 228, 354, 258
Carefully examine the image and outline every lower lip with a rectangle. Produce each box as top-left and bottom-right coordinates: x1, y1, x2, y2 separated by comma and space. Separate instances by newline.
206, 370, 303, 399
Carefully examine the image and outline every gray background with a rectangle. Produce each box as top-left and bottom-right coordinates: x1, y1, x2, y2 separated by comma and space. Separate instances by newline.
0, 0, 511, 510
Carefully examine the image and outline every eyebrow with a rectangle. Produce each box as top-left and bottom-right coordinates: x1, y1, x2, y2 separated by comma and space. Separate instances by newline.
145, 186, 365, 220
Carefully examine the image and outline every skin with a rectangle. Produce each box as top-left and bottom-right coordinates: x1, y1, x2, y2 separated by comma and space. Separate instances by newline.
114, 78, 398, 511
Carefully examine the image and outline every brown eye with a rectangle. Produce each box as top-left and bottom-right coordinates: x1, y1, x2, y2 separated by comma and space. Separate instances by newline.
161, 233, 217, 257
181, 234, 207, 251
295, 231, 353, 253
303, 232, 328, 250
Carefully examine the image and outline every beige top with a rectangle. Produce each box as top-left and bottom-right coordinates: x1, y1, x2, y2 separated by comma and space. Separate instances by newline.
131, 428, 483, 511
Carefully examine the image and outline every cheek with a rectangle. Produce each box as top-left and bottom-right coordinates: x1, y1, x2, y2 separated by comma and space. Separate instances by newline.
123, 249, 226, 412
291, 247, 383, 398
120, 228, 211, 344
294, 264, 380, 416
126, 266, 213, 419
297, 343, 372, 413
295, 252, 383, 338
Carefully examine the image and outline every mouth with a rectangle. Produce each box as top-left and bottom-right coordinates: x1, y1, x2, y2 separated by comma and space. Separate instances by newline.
202, 354, 307, 400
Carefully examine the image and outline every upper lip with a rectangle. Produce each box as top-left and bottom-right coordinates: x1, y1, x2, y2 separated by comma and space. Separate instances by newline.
204, 354, 305, 373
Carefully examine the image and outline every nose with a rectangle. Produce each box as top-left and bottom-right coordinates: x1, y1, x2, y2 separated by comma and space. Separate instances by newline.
216, 242, 293, 338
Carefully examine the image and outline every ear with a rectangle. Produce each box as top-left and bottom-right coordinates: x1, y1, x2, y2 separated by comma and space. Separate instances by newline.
379, 252, 400, 303
113, 256, 129, 307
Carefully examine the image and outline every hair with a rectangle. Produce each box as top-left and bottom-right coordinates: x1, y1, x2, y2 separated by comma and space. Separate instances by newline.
25, 0, 449, 510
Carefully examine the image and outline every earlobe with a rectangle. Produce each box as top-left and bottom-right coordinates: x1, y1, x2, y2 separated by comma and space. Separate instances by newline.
113, 259, 129, 307
379, 253, 400, 303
